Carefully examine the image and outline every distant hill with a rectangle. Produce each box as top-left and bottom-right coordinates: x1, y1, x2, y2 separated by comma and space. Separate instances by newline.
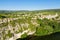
0, 9, 60, 14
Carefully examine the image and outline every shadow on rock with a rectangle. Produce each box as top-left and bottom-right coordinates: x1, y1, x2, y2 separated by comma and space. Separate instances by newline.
16, 32, 60, 40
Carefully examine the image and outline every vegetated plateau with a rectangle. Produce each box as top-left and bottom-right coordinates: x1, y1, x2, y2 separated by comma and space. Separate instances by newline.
0, 9, 60, 40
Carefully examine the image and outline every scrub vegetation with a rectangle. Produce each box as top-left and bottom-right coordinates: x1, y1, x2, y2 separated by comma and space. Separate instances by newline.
0, 9, 60, 40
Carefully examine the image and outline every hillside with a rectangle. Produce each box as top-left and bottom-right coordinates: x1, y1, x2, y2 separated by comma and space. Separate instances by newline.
0, 9, 60, 40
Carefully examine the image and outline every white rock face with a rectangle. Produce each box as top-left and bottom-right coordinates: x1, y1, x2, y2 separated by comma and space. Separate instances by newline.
8, 29, 30, 40
39, 13, 58, 19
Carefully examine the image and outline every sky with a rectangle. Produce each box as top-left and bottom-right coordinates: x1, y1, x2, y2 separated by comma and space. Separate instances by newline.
0, 0, 60, 10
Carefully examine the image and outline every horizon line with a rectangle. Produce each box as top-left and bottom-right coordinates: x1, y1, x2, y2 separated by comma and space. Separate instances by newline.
0, 8, 60, 11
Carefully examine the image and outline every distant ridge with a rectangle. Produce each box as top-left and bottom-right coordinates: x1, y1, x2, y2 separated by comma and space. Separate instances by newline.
0, 9, 60, 14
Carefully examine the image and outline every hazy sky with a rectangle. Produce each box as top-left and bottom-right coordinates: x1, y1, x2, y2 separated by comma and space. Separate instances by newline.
0, 0, 60, 10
